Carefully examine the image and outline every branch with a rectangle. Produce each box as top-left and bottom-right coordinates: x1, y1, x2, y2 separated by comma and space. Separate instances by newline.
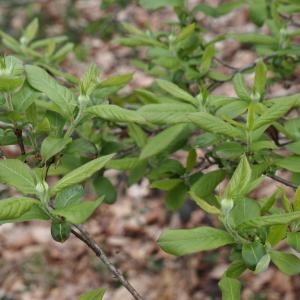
71, 225, 145, 300
268, 174, 297, 190
14, 128, 26, 155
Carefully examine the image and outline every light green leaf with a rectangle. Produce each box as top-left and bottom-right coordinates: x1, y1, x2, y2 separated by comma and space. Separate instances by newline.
175, 23, 195, 42
254, 59, 267, 96
189, 191, 220, 214
195, 1, 243, 17
139, 0, 183, 9
267, 225, 288, 246
249, 0, 267, 27
255, 254, 271, 274
240, 211, 300, 229
156, 79, 197, 106
127, 123, 147, 148
230, 33, 277, 46
0, 197, 40, 220
199, 44, 215, 76
41, 136, 72, 162
219, 276, 241, 300
287, 232, 300, 252
225, 155, 252, 200
158, 226, 234, 256
275, 156, 300, 172
51, 154, 114, 195
88, 105, 146, 124
0, 159, 36, 194
140, 124, 188, 160
254, 99, 296, 130
294, 186, 300, 211
53, 198, 103, 224
231, 198, 260, 226
270, 250, 300, 275
25, 65, 76, 118
77, 288, 106, 300
216, 101, 248, 119
55, 185, 84, 209
215, 142, 244, 159
188, 112, 242, 138
150, 178, 183, 191
99, 73, 133, 88
233, 73, 250, 100
22, 18, 39, 44
242, 241, 266, 268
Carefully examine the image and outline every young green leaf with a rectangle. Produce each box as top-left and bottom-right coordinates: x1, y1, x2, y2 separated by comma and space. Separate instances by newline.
242, 241, 266, 268
156, 79, 197, 106
77, 288, 106, 300
25, 65, 76, 118
270, 251, 300, 275
189, 191, 220, 214
40, 136, 72, 162
253, 59, 267, 97
199, 44, 215, 76
233, 73, 250, 101
22, 18, 39, 44
87, 105, 146, 124
158, 226, 234, 256
53, 197, 103, 224
0, 159, 36, 194
50, 154, 114, 195
218, 276, 241, 300
255, 254, 271, 274
98, 73, 133, 88
287, 232, 300, 252
224, 155, 252, 200
0, 197, 40, 220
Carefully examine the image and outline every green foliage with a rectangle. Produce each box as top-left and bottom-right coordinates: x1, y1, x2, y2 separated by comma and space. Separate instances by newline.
2, 2, 300, 298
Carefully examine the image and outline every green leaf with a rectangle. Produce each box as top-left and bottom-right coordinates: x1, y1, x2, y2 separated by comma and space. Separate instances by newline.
267, 225, 288, 246
12, 83, 39, 112
175, 23, 195, 42
275, 156, 300, 172
165, 182, 187, 211
233, 73, 250, 100
127, 123, 147, 148
87, 105, 146, 124
99, 73, 133, 87
254, 99, 296, 130
230, 198, 260, 226
189, 191, 220, 214
255, 254, 271, 274
254, 60, 267, 96
199, 44, 215, 76
294, 186, 300, 211
93, 176, 117, 204
22, 18, 39, 44
140, 124, 188, 160
150, 178, 182, 191
216, 101, 248, 119
188, 112, 242, 138
0, 197, 40, 221
191, 170, 225, 198
77, 288, 106, 300
225, 155, 252, 200
195, 1, 243, 17
156, 79, 197, 106
53, 198, 103, 224
215, 142, 244, 159
51, 154, 114, 195
0, 159, 36, 194
41, 136, 72, 162
139, 0, 183, 9
218, 276, 241, 300
249, 0, 267, 27
225, 260, 247, 278
230, 33, 277, 46
55, 185, 84, 209
25, 65, 76, 118
287, 232, 300, 252
242, 241, 266, 268
158, 226, 234, 256
270, 250, 300, 275
240, 211, 300, 229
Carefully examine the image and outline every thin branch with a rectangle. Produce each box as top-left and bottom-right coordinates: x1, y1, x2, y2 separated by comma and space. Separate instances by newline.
71, 225, 145, 300
14, 128, 26, 156
268, 174, 297, 190
214, 57, 239, 70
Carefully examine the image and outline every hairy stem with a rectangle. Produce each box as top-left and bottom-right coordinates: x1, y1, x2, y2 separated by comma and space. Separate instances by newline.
71, 224, 144, 300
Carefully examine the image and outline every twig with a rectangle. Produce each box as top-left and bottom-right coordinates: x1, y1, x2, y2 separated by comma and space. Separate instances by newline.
14, 128, 26, 155
214, 57, 239, 70
268, 174, 297, 190
71, 225, 144, 300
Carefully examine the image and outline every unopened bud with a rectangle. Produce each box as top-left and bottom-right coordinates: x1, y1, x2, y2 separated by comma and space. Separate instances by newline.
221, 198, 234, 214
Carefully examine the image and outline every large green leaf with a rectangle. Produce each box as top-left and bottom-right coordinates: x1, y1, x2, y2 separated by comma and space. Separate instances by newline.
50, 154, 114, 195
270, 250, 300, 275
40, 136, 72, 162
87, 105, 146, 124
25, 65, 76, 118
140, 124, 189, 160
55, 185, 84, 209
77, 288, 106, 300
287, 232, 300, 252
53, 198, 103, 224
233, 73, 250, 100
218, 276, 241, 300
158, 226, 234, 256
0, 197, 39, 220
275, 156, 300, 172
0, 159, 36, 194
